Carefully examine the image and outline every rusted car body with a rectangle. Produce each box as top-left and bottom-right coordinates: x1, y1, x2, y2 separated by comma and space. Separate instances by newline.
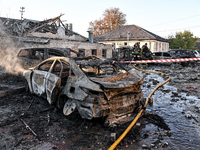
13, 47, 80, 69
23, 57, 144, 126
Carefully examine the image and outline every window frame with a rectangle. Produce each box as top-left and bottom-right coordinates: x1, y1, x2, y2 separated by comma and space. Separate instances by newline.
92, 49, 97, 56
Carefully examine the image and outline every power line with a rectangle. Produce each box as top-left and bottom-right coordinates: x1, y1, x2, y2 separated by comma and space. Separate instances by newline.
153, 24, 200, 33
147, 14, 200, 28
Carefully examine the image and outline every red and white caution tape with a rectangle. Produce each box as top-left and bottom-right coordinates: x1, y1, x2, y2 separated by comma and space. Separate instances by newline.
113, 58, 200, 64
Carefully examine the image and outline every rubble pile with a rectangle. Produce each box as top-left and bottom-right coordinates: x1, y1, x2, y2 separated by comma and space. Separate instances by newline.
0, 14, 73, 37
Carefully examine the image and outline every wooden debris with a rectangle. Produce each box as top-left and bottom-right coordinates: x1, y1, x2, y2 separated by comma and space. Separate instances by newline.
21, 119, 41, 141
27, 98, 35, 110
13, 138, 25, 147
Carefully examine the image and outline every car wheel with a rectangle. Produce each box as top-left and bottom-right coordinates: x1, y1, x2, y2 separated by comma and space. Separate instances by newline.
63, 99, 76, 116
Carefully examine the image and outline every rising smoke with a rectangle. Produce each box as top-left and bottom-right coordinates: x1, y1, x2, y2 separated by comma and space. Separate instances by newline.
0, 20, 25, 75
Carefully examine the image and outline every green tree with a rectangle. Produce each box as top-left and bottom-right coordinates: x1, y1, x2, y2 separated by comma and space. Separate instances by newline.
168, 30, 197, 49
88, 7, 126, 35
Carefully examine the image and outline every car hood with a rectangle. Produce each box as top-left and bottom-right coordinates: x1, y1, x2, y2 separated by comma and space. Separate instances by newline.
89, 68, 143, 89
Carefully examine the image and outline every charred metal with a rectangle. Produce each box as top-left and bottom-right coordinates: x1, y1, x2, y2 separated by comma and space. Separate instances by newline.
23, 56, 144, 126
0, 14, 73, 37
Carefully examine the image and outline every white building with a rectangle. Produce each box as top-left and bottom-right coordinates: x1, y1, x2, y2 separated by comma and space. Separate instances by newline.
95, 24, 170, 52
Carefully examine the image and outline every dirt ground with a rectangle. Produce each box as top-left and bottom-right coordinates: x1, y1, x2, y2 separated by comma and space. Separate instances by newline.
0, 63, 200, 150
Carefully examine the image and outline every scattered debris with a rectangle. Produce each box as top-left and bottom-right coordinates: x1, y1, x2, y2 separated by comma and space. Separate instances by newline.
46, 114, 51, 127
162, 142, 168, 148
191, 116, 199, 122
1, 58, 200, 149
111, 133, 116, 142
186, 87, 197, 90
21, 119, 41, 141
27, 97, 35, 110
0, 14, 73, 37
143, 113, 170, 130
13, 138, 26, 147
39, 107, 55, 114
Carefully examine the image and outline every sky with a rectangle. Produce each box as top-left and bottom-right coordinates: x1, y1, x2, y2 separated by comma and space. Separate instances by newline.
0, 0, 200, 39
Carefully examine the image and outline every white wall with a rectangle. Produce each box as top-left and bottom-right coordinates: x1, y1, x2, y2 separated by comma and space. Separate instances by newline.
4, 36, 113, 59
99, 40, 169, 53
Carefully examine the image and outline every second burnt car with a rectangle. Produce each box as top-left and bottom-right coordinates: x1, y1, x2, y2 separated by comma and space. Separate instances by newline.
23, 57, 144, 126
168, 49, 197, 66
152, 52, 174, 65
12, 47, 80, 69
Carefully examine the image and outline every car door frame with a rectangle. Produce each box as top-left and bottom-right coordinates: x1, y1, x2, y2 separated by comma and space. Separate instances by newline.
31, 59, 56, 97
45, 59, 63, 104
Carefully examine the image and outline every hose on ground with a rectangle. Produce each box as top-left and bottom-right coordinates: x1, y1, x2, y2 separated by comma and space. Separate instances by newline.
108, 65, 171, 150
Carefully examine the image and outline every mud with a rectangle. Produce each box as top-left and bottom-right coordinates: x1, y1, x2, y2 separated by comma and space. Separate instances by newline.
0, 63, 200, 150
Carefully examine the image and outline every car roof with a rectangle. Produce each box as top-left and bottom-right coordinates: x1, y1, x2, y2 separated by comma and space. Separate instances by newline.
18, 47, 79, 55
37, 56, 76, 65
17, 47, 81, 58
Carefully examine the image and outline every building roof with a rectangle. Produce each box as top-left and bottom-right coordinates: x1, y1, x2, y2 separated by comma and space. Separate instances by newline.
95, 24, 169, 43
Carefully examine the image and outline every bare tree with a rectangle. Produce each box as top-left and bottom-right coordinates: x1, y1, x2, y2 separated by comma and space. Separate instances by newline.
89, 7, 126, 35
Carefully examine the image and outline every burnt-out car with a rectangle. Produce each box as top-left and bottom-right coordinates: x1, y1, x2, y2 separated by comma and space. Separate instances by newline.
12, 47, 80, 69
115, 47, 133, 61
168, 49, 197, 66
74, 55, 116, 75
23, 57, 144, 126
152, 52, 174, 65
168, 49, 196, 58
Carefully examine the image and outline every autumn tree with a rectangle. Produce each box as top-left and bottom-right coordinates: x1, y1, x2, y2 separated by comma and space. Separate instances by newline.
88, 7, 126, 35
168, 30, 197, 49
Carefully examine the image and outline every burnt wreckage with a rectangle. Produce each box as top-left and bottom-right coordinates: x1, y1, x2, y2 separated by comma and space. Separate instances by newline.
23, 56, 144, 126
12, 47, 81, 69
1, 14, 73, 37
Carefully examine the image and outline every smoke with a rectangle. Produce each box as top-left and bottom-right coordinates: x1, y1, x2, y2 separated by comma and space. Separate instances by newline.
0, 20, 25, 75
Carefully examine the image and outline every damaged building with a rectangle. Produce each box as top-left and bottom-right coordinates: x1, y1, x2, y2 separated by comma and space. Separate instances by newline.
0, 14, 112, 58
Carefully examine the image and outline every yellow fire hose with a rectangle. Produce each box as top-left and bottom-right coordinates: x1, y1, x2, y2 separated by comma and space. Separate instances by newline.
108, 65, 171, 150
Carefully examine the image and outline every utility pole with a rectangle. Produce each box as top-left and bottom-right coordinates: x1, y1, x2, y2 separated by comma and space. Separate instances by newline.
19, 7, 25, 20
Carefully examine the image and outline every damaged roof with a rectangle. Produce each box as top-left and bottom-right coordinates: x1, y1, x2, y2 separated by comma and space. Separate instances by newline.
95, 24, 169, 42
0, 15, 87, 40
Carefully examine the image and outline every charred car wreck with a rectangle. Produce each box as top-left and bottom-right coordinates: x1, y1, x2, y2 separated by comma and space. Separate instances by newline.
12, 47, 80, 69
23, 56, 144, 126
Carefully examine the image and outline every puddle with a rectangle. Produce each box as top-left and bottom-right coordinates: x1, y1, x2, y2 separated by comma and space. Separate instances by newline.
142, 72, 200, 149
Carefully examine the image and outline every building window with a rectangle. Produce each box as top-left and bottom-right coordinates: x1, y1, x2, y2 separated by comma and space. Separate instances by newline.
162, 43, 165, 51
155, 42, 158, 51
112, 43, 115, 50
92, 49, 97, 56
159, 43, 161, 51
167, 43, 169, 51
124, 42, 127, 46
102, 49, 107, 58
79, 49, 85, 56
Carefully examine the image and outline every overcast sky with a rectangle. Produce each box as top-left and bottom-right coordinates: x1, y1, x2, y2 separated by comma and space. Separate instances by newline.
0, 0, 200, 38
